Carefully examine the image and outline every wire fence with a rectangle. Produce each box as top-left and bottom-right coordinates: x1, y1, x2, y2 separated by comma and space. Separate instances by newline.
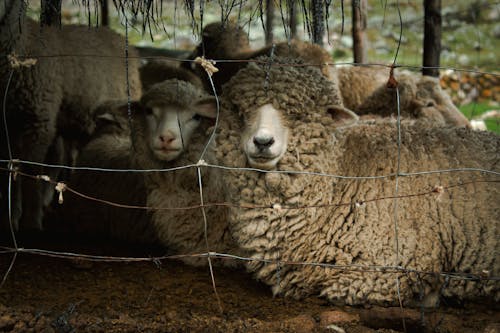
1, 0, 499, 330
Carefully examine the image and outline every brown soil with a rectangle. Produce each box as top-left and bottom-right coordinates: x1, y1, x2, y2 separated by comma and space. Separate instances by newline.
0, 232, 498, 333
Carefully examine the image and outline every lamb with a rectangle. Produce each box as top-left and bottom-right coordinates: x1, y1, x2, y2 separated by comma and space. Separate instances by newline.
214, 57, 499, 306
129, 79, 240, 265
0, 0, 142, 231
182, 21, 332, 93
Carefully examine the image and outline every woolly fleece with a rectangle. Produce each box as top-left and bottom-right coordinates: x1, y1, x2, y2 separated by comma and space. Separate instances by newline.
215, 59, 499, 306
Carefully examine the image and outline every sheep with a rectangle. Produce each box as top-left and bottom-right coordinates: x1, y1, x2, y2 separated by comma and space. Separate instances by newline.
139, 59, 204, 91
129, 79, 240, 265
57, 100, 157, 244
0, 0, 142, 231
182, 21, 333, 93
353, 70, 471, 128
214, 57, 499, 307
335, 65, 390, 111
189, 21, 470, 129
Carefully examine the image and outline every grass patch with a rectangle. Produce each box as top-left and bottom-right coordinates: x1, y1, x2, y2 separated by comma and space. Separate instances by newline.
459, 102, 499, 133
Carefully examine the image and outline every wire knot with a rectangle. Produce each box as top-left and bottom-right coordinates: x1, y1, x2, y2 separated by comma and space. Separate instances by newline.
8, 53, 37, 69
196, 159, 208, 166
272, 203, 282, 211
193, 56, 219, 77
37, 175, 51, 182
55, 182, 67, 204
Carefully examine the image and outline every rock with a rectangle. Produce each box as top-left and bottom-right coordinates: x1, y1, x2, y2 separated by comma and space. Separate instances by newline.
282, 314, 317, 333
320, 310, 360, 327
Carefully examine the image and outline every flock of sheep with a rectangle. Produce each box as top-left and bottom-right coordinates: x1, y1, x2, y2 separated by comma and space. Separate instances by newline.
1, 0, 498, 307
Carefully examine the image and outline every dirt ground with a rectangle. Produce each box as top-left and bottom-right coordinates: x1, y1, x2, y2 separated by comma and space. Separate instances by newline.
0, 232, 498, 333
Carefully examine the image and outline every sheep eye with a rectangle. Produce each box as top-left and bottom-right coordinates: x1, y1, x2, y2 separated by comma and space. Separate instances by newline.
144, 107, 153, 116
192, 114, 202, 121
426, 101, 435, 107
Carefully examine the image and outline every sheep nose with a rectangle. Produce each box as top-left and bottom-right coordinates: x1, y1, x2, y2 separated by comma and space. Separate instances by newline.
159, 135, 175, 144
253, 135, 275, 150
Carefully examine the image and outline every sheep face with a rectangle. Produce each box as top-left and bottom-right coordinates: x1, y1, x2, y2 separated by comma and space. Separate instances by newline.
241, 104, 289, 170
143, 100, 217, 162
414, 77, 471, 128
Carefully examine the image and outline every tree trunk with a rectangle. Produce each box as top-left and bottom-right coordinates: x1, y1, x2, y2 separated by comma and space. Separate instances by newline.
100, 0, 109, 26
422, 0, 441, 77
265, 0, 275, 44
311, 0, 324, 45
289, 0, 298, 39
352, 0, 367, 63
40, 0, 62, 27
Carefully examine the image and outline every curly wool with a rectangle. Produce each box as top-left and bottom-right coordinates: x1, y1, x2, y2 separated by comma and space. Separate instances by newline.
215, 61, 499, 306
222, 57, 344, 120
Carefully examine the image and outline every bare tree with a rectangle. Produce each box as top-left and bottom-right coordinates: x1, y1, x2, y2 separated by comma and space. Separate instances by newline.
311, 0, 325, 45
352, 0, 367, 63
40, 0, 62, 27
265, 0, 275, 44
100, 0, 109, 26
288, 0, 298, 39
423, 0, 441, 77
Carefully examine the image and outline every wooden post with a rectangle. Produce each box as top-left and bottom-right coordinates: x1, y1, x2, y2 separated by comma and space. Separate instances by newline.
423, 0, 441, 77
265, 0, 275, 44
311, 0, 324, 45
352, 0, 367, 63
40, 0, 62, 27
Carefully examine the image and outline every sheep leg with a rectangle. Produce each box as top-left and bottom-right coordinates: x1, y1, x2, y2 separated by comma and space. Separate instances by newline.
15, 108, 59, 231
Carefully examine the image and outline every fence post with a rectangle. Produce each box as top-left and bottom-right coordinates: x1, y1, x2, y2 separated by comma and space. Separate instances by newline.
422, 0, 441, 77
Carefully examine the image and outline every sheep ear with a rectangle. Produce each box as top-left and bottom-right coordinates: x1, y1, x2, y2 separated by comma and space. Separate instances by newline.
327, 105, 359, 126
194, 97, 218, 119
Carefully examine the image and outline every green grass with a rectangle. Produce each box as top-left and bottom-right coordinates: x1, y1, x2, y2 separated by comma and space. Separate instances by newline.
459, 102, 499, 133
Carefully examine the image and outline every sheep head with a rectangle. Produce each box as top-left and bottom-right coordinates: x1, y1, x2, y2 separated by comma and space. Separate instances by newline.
139, 80, 217, 162
222, 56, 358, 170
413, 76, 471, 128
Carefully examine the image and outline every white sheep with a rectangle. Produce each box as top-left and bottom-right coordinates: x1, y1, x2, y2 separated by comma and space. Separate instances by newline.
129, 79, 240, 265
0, 0, 142, 231
215, 57, 499, 306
